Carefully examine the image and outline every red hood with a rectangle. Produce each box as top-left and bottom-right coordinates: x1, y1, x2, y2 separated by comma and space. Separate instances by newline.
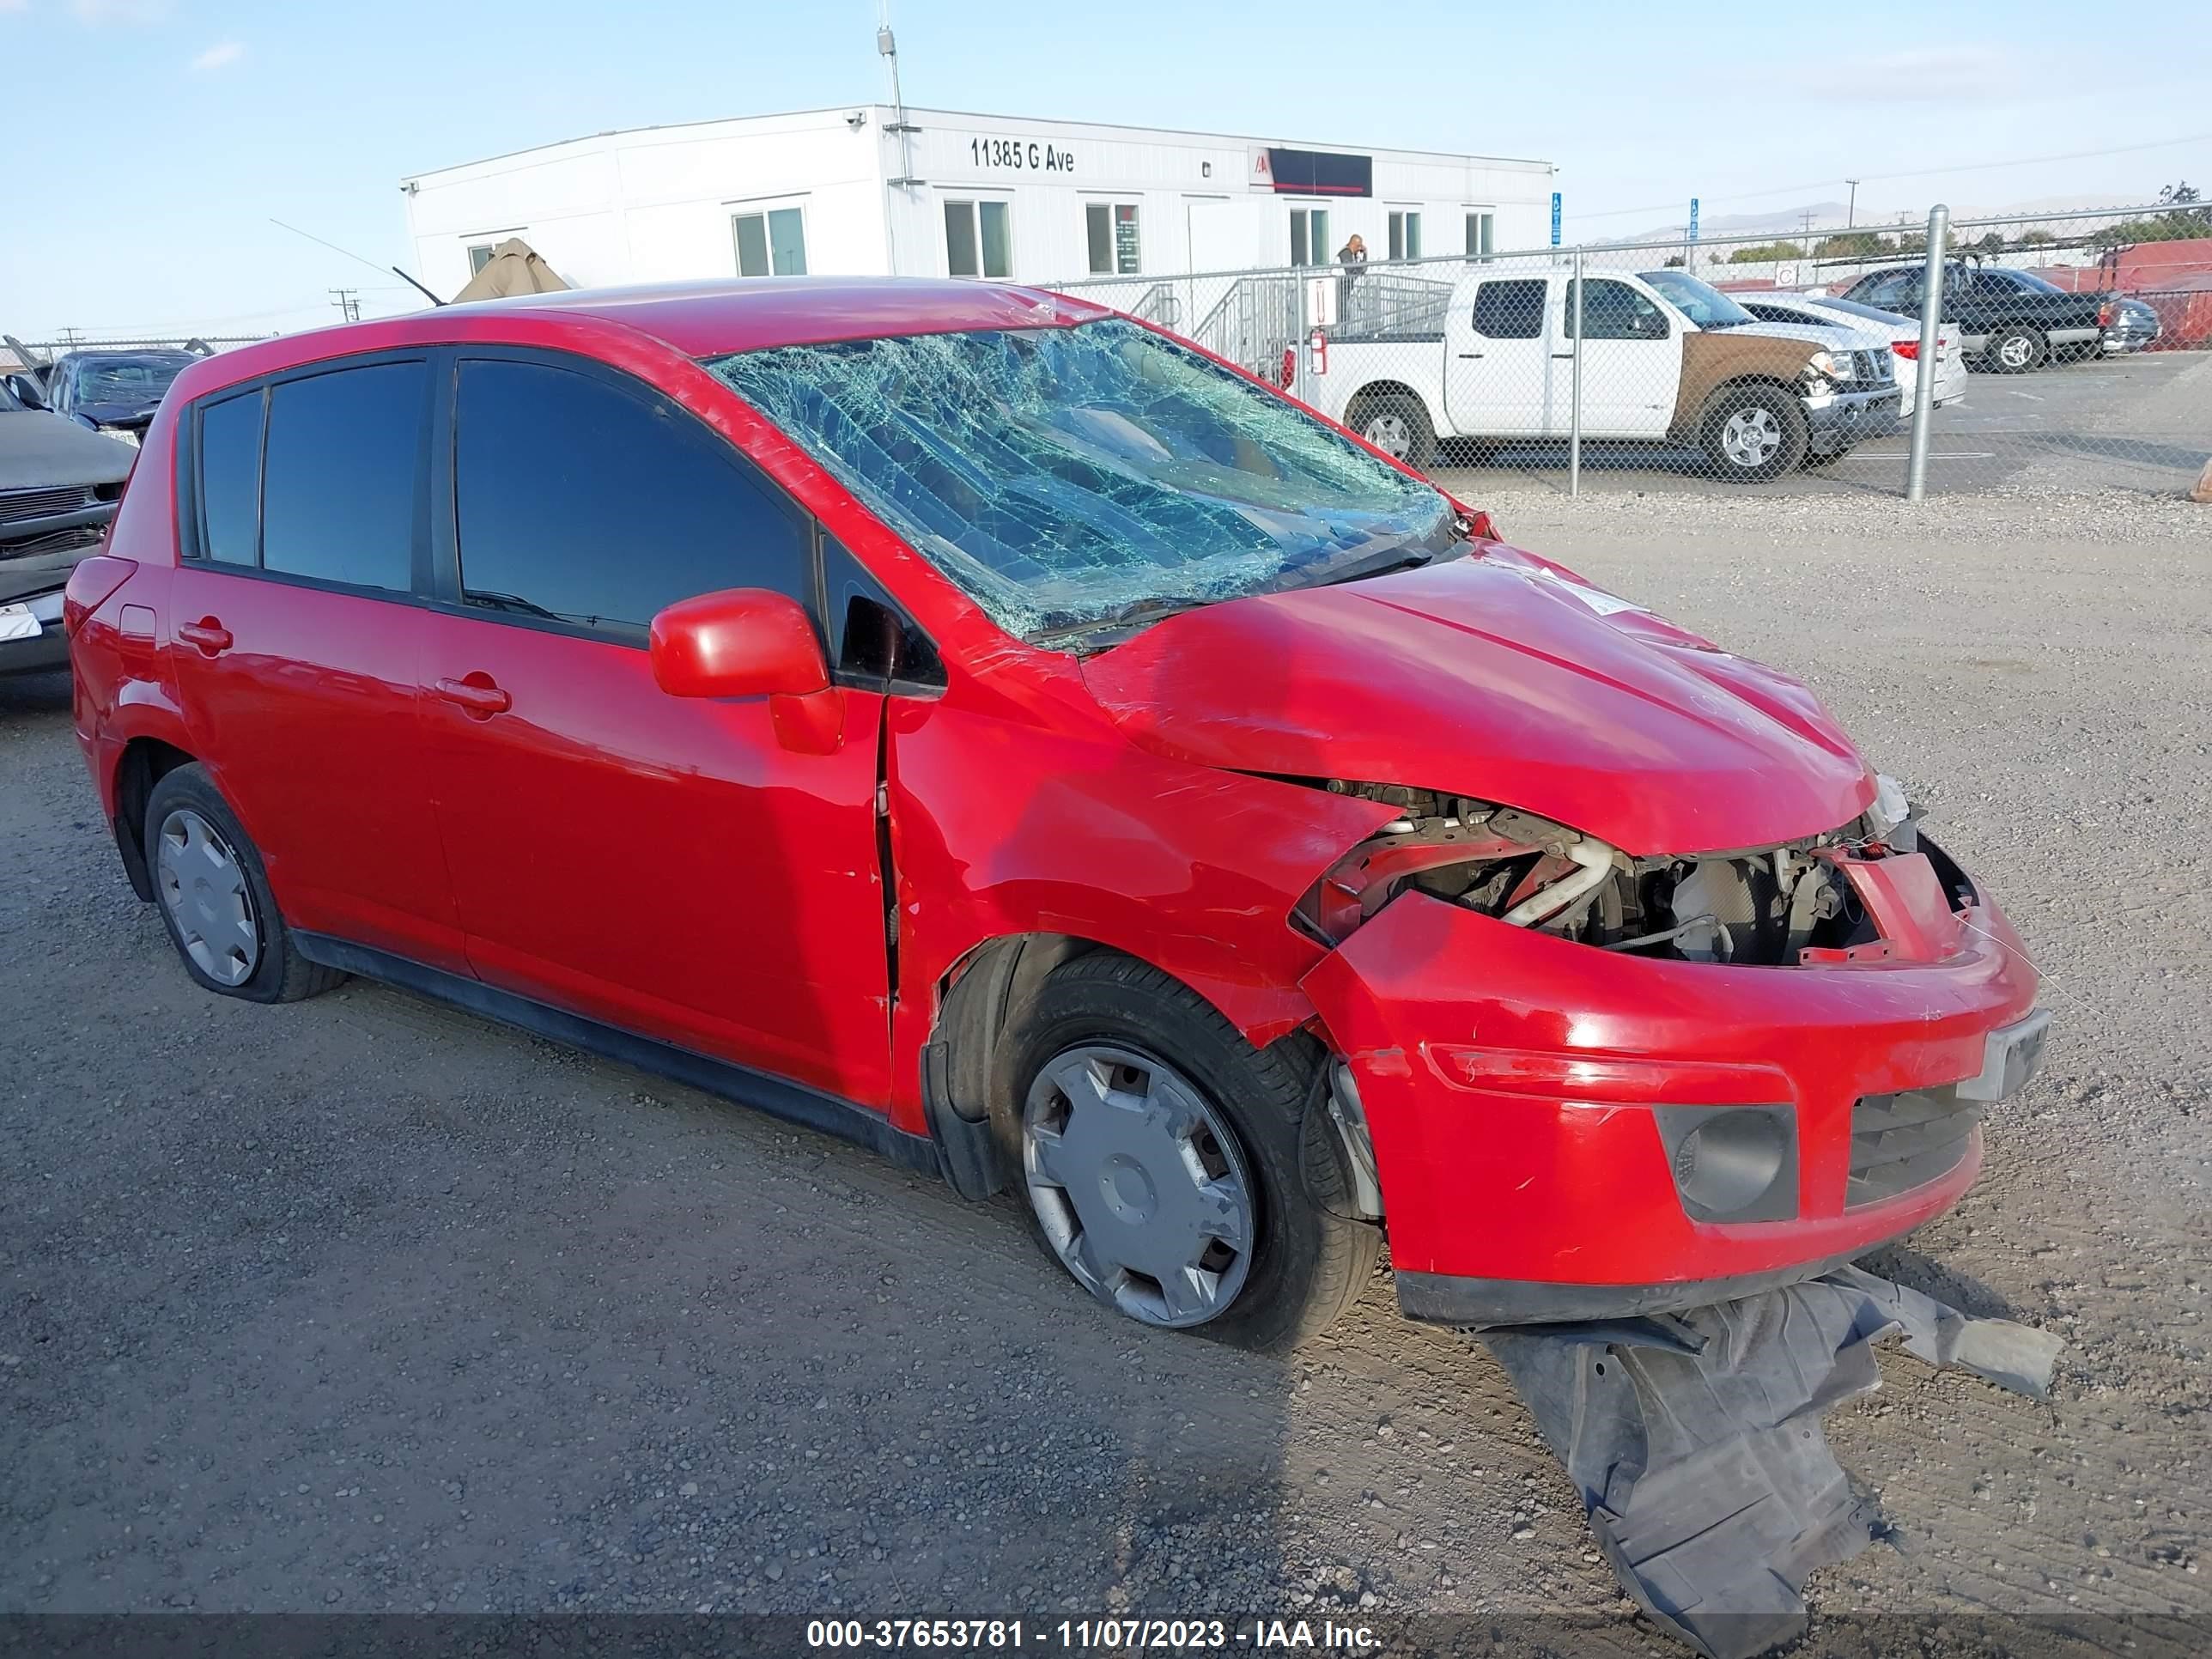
1079, 545, 1873, 855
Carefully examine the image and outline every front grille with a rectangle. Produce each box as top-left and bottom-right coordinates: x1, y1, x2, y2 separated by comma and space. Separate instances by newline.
0, 484, 94, 526
1846, 1087, 1981, 1207
0, 525, 104, 561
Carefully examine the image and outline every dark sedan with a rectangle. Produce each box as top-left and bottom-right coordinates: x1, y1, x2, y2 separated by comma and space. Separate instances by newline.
2, 377, 133, 676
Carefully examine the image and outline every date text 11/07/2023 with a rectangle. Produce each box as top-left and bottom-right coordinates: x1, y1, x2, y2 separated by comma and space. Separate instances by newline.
968, 137, 1076, 172
806, 1619, 1381, 1650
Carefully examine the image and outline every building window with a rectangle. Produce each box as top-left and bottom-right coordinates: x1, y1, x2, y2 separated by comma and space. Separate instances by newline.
1466, 211, 1496, 262
945, 199, 1012, 280
1289, 207, 1330, 268
1388, 211, 1422, 261
733, 206, 807, 277
467, 245, 496, 276
1085, 203, 1140, 276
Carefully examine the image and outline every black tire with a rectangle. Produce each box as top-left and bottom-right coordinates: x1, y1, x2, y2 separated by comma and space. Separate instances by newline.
1699, 382, 1809, 483
143, 763, 346, 1004
999, 952, 1380, 1352
1983, 325, 2046, 374
1348, 392, 1437, 471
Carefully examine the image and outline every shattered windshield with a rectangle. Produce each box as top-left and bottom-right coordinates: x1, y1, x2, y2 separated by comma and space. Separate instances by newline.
74, 357, 191, 404
703, 319, 1456, 641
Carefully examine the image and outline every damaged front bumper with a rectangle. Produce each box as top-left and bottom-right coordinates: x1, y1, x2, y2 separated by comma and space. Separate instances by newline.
1802, 383, 1903, 454
1301, 866, 2042, 1328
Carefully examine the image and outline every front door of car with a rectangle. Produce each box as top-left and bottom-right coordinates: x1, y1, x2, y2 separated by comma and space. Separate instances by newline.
167, 356, 465, 971
415, 351, 894, 1107
1559, 277, 1680, 439
1443, 276, 1557, 437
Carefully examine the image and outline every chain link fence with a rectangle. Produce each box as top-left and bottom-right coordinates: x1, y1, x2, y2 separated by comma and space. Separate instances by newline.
1051, 202, 2212, 500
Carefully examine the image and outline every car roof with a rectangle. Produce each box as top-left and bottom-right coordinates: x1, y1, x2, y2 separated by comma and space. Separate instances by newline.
447, 277, 1117, 355
166, 277, 1124, 404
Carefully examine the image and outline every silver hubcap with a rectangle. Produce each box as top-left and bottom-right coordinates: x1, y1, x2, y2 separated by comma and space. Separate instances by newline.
1721, 406, 1783, 468
1999, 335, 2032, 368
155, 807, 258, 987
1364, 413, 1412, 458
1021, 1043, 1256, 1328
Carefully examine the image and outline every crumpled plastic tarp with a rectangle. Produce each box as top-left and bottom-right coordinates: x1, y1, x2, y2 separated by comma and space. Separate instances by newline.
1484, 1264, 2065, 1659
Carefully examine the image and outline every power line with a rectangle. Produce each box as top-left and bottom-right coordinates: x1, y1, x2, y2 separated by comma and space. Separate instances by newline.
270, 217, 404, 278
330, 289, 362, 323
1572, 129, 2212, 224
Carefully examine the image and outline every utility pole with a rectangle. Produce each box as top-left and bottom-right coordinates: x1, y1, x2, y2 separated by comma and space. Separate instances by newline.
329, 289, 361, 324
1844, 179, 1860, 228
59, 326, 83, 347
1801, 210, 1815, 257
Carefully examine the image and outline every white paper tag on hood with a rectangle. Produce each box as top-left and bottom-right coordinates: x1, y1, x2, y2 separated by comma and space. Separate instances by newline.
1526, 564, 1645, 617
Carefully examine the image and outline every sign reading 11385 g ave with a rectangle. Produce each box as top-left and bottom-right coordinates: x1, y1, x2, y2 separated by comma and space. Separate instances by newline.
969, 137, 1076, 173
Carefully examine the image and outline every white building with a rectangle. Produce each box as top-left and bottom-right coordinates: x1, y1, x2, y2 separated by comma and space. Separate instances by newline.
399, 105, 1556, 301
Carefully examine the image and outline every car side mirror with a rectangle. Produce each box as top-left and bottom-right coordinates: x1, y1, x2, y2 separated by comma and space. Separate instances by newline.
650, 586, 830, 700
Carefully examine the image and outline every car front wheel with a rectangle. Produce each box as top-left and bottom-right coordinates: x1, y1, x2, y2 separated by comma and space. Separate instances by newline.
1003, 953, 1378, 1351
1700, 384, 1809, 483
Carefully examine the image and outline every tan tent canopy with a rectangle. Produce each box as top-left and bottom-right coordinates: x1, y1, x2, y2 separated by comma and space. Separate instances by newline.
451, 238, 571, 304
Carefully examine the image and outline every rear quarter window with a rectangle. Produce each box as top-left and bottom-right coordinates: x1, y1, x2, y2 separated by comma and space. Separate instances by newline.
260, 362, 427, 592
197, 390, 264, 566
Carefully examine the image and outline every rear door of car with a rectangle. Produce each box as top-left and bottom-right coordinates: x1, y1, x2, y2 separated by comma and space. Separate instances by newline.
167, 352, 465, 971
1443, 276, 1558, 437
413, 348, 896, 1105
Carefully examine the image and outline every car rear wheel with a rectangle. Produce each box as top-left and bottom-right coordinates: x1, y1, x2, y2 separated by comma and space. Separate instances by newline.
1700, 384, 1808, 483
1984, 325, 2046, 373
1349, 392, 1437, 471
1003, 953, 1378, 1351
145, 764, 346, 1003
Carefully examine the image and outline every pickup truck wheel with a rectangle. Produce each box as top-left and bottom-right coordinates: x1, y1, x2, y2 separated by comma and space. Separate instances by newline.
1002, 953, 1379, 1352
1349, 393, 1437, 471
1985, 325, 2046, 373
1700, 384, 1808, 483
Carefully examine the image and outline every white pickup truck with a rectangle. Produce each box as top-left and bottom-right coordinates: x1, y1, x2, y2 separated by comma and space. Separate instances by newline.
1306, 267, 1900, 482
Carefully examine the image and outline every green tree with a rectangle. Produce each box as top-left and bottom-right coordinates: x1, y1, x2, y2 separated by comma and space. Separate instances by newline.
1973, 231, 2006, 253
2090, 182, 2212, 247
1814, 230, 1894, 258
2018, 228, 2056, 246
1727, 240, 1809, 264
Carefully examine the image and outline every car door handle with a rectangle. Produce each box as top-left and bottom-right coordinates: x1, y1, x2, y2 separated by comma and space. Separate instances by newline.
176, 617, 232, 655
1457, 351, 1485, 359
434, 675, 512, 717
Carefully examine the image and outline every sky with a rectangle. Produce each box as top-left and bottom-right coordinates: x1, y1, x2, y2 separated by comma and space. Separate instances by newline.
3, 0, 2208, 339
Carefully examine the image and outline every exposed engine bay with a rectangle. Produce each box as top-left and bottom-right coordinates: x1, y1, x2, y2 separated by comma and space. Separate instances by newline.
1295, 775, 1969, 963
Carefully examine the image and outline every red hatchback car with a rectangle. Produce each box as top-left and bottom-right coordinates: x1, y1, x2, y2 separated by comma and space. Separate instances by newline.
67, 277, 2047, 1349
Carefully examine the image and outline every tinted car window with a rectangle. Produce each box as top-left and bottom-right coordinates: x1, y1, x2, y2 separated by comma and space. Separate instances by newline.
1472, 280, 1547, 339
198, 390, 264, 566
453, 357, 810, 632
261, 362, 425, 592
1566, 279, 1668, 340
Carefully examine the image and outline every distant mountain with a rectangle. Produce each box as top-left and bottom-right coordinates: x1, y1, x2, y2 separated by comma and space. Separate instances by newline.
1591, 192, 2163, 248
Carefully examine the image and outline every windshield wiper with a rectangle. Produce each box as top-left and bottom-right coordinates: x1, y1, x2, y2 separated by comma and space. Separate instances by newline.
1030, 593, 1210, 647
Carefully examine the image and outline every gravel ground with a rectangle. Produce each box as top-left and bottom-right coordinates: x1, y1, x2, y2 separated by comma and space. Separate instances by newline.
3, 487, 2208, 1650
